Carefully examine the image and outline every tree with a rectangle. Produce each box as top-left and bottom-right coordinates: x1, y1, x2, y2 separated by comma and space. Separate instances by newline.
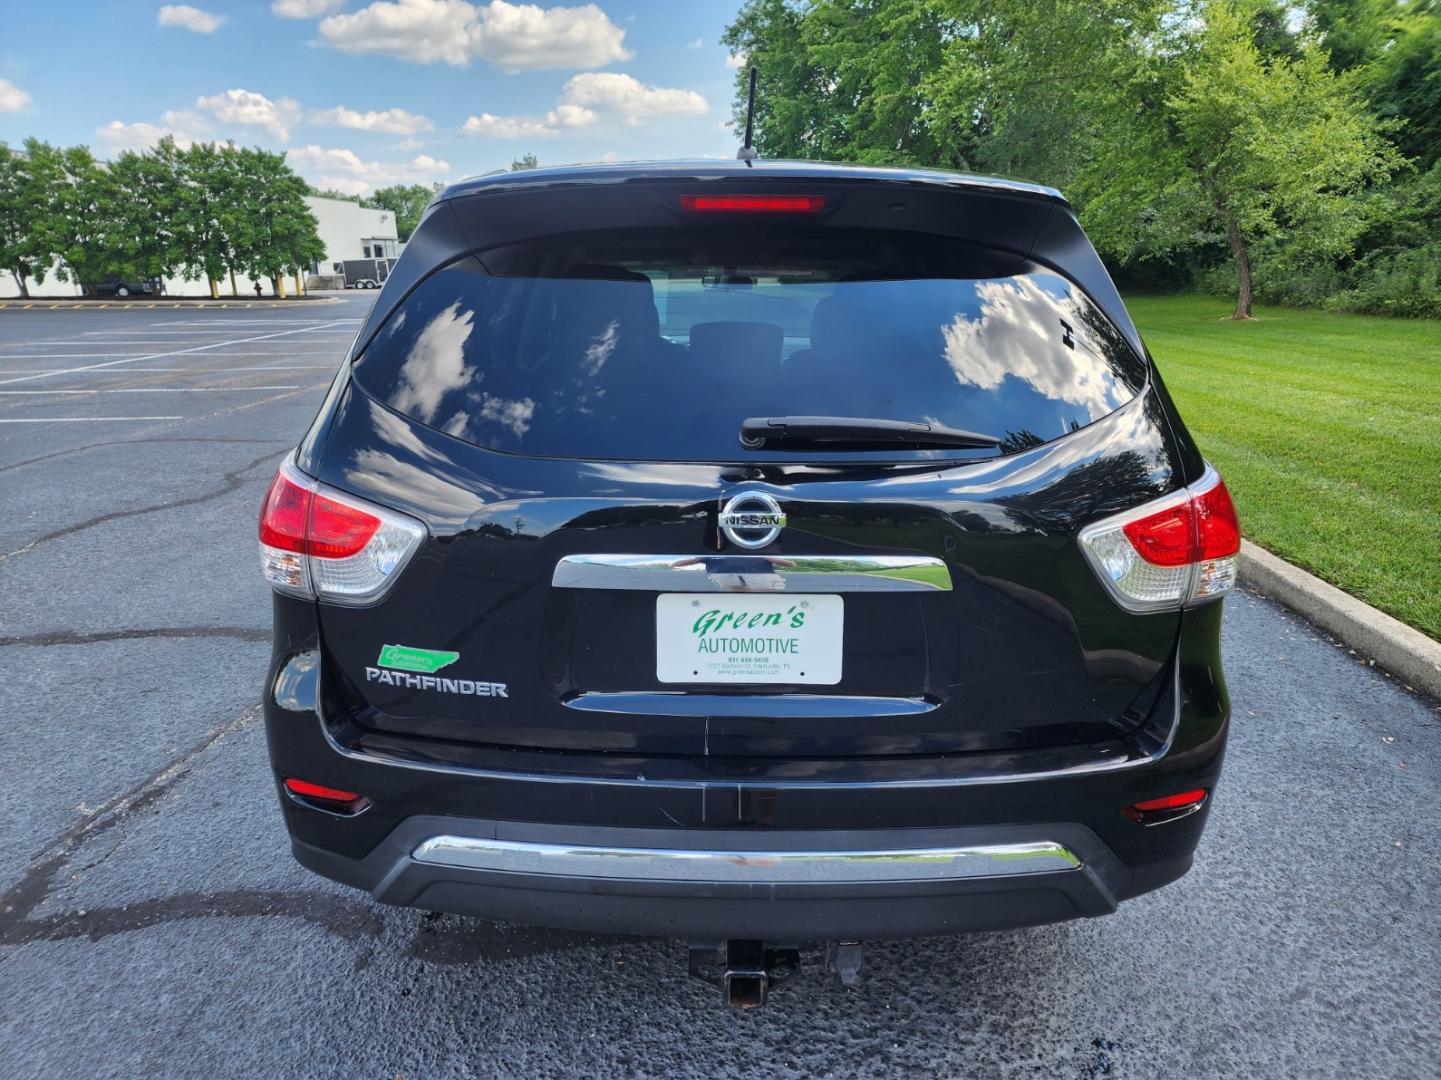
1073, 1, 1401, 318
723, 0, 959, 167
233, 147, 323, 297
509, 153, 540, 171
0, 139, 60, 297
307, 186, 365, 204
365, 182, 436, 241
1313, 0, 1441, 170
172, 141, 240, 297
108, 137, 185, 285
43, 142, 123, 293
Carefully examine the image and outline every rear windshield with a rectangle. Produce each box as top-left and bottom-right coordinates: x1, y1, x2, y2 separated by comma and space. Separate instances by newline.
351, 228, 1146, 461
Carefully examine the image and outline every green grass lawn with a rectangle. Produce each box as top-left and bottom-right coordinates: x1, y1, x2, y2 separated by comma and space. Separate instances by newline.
1125, 294, 1441, 640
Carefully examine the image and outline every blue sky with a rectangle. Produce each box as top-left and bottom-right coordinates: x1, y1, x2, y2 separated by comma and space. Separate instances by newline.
0, 1, 749, 193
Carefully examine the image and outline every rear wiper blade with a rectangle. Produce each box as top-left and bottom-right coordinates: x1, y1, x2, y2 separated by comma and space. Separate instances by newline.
740, 415, 1002, 451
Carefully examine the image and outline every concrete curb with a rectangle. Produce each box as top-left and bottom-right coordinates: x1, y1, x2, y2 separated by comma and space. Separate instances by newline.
0, 298, 342, 310
1238, 539, 1441, 700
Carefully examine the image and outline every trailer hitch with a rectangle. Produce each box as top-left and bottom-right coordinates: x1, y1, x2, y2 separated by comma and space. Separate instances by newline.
688, 939, 799, 1008
688, 939, 865, 1007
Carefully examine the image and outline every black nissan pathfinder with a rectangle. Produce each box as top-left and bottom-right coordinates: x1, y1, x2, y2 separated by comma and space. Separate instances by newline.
260, 160, 1237, 1005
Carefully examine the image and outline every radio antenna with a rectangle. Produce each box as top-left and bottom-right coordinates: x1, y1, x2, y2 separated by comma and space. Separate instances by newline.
737, 66, 759, 161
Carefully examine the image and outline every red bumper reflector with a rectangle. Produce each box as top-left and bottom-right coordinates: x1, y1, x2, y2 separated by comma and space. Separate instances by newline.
1124, 788, 1208, 823
680, 194, 825, 213
284, 778, 363, 808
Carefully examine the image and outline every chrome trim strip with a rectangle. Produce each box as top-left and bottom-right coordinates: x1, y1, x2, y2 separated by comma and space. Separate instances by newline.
552, 554, 952, 592
412, 836, 1080, 882
563, 691, 936, 718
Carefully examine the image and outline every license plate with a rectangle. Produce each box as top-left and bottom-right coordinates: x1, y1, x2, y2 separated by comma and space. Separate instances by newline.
656, 594, 843, 685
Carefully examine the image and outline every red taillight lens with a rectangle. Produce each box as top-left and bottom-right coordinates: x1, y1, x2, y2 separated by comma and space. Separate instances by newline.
1124, 787, 1208, 824
680, 194, 825, 213
1130, 788, 1208, 813
1192, 478, 1240, 560
1120, 478, 1240, 568
259, 469, 311, 553
283, 778, 366, 812
308, 492, 381, 559
1122, 504, 1194, 567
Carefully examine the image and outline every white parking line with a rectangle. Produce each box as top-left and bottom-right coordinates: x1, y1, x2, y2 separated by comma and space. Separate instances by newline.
0, 321, 351, 387
0, 365, 334, 374
0, 416, 185, 423
160, 318, 363, 325
94, 329, 355, 336
16, 340, 230, 346
0, 386, 303, 394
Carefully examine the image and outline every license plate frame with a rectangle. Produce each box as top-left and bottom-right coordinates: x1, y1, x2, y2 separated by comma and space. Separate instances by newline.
655, 593, 843, 685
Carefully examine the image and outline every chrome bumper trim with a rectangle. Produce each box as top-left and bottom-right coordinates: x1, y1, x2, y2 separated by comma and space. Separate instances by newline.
551, 553, 952, 593
411, 836, 1080, 883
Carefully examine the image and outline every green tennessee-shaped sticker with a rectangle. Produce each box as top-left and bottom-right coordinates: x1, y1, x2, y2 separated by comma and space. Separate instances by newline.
377, 644, 460, 674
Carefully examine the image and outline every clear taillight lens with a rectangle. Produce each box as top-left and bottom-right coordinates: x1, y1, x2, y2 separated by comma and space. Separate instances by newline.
259, 453, 425, 604
1079, 465, 1240, 612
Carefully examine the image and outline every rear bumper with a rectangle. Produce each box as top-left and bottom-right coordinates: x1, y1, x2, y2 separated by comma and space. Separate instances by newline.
291, 817, 1172, 939
266, 596, 1228, 939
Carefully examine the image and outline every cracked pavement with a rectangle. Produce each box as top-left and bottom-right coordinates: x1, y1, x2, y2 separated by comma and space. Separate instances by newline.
2, 300, 1439, 1078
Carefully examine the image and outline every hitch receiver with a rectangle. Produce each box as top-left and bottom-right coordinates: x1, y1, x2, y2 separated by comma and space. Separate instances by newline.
688, 939, 800, 1009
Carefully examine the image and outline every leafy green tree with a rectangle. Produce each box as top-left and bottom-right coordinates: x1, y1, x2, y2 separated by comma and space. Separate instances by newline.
234, 147, 323, 297
365, 182, 436, 241
510, 153, 540, 171
1074, 0, 1401, 318
107, 137, 185, 285
307, 185, 365, 203
923, 0, 1169, 187
723, 0, 957, 167
1313, 0, 1441, 169
173, 141, 240, 297
43, 142, 123, 293
0, 139, 61, 297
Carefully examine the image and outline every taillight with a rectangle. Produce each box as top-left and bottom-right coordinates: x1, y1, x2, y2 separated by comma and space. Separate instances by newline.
1078, 465, 1240, 611
680, 194, 825, 213
259, 453, 425, 604
283, 778, 367, 814
1123, 788, 1208, 824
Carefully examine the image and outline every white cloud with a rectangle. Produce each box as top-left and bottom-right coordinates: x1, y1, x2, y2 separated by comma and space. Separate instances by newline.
0, 79, 31, 113
685, 37, 704, 50
317, 0, 630, 71
461, 73, 706, 139
461, 112, 557, 139
320, 0, 474, 65
558, 72, 707, 126
726, 51, 748, 70
95, 108, 211, 152
158, 4, 226, 33
195, 88, 302, 140
288, 143, 451, 194
271, 0, 343, 16
471, 0, 630, 72
311, 105, 434, 135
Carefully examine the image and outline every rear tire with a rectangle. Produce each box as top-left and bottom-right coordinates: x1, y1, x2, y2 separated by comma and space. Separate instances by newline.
116, 286, 131, 298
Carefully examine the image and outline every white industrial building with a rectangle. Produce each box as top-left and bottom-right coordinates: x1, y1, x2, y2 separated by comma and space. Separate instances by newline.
304, 195, 400, 269
1, 195, 400, 298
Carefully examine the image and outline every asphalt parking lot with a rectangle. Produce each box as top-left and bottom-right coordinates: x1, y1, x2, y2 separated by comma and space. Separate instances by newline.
1, 298, 1438, 1078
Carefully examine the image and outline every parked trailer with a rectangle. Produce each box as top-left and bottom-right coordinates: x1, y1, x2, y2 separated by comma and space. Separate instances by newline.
338, 258, 395, 289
